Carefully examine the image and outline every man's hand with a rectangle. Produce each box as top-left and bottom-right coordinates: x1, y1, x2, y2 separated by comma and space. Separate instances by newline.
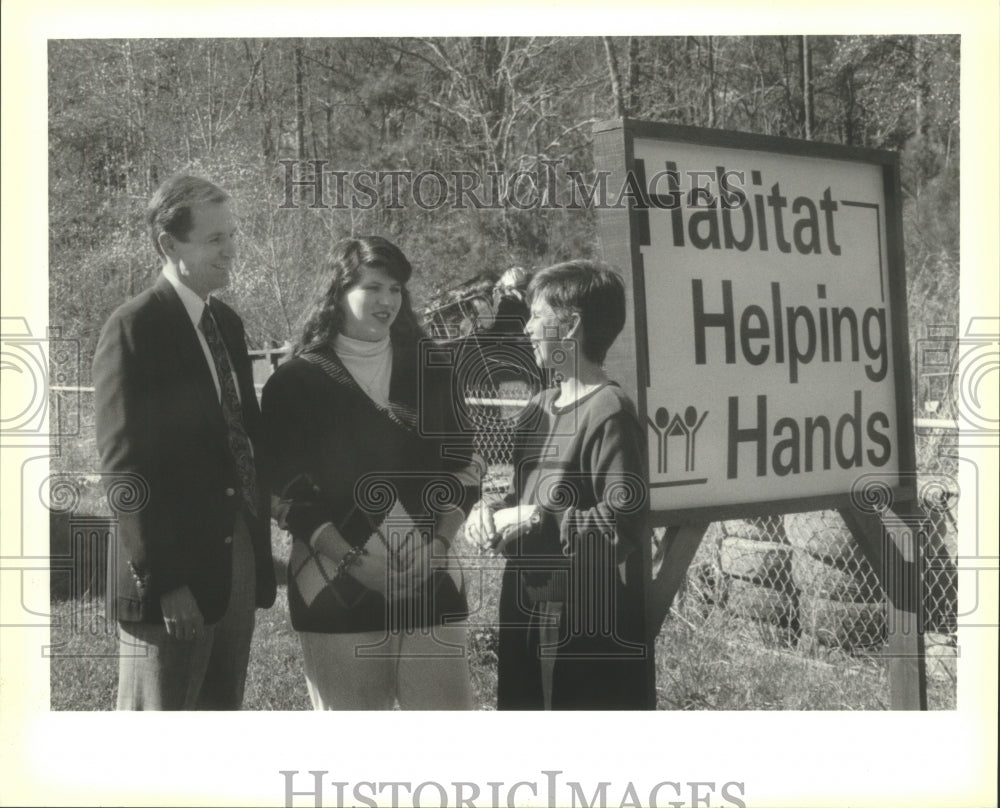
160, 586, 205, 642
465, 501, 498, 551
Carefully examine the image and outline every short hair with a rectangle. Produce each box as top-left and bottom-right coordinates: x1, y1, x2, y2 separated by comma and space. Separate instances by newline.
528, 260, 626, 364
295, 236, 424, 353
146, 175, 229, 258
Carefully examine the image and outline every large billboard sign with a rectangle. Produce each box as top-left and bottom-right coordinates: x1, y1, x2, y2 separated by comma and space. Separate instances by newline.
595, 120, 915, 522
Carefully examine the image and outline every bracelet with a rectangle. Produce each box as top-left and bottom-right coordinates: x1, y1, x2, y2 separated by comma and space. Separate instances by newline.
333, 544, 366, 580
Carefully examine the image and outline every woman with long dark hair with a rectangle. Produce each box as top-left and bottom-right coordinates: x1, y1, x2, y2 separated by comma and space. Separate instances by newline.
261, 236, 478, 709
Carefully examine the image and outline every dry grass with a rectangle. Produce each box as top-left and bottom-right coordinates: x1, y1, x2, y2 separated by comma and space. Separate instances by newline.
655, 592, 955, 711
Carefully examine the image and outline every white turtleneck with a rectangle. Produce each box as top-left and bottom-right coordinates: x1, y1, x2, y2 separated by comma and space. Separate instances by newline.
333, 333, 392, 407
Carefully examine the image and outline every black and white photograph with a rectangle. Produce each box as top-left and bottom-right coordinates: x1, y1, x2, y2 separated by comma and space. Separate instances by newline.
1, 0, 997, 806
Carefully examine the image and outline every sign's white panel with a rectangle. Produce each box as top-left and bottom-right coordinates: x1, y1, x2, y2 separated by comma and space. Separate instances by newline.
633, 137, 900, 510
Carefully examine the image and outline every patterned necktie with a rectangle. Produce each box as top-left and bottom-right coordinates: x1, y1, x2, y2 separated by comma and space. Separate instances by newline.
200, 305, 258, 517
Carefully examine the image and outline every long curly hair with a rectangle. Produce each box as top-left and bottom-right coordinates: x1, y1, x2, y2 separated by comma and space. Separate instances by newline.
294, 236, 425, 355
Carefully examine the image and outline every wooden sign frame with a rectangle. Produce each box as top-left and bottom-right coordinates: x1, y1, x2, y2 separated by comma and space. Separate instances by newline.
594, 118, 918, 525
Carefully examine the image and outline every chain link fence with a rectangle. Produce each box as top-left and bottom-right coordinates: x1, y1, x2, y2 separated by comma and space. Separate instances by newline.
675, 505, 957, 646
462, 381, 533, 494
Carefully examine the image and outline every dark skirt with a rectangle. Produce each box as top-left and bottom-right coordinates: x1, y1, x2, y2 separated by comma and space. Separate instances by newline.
496, 562, 652, 710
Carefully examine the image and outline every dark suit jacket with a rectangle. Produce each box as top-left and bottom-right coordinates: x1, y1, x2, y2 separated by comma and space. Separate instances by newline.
93, 274, 277, 624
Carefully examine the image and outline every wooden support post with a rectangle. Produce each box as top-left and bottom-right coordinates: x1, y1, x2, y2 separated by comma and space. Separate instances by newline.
643, 522, 709, 709
839, 502, 928, 710
646, 522, 710, 638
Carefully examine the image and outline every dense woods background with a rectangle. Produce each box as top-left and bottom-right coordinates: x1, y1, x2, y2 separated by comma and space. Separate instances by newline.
49, 35, 959, 400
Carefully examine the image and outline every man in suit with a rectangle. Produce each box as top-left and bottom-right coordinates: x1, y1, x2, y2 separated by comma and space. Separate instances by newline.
93, 175, 276, 710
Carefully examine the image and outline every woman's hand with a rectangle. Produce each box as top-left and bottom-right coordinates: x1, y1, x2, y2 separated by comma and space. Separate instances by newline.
270, 494, 292, 530
343, 537, 392, 597
465, 501, 498, 551
493, 505, 528, 533
395, 536, 454, 598
491, 505, 541, 556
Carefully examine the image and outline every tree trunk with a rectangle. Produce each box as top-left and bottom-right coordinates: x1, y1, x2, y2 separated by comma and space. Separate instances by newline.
324, 44, 334, 158
799, 35, 814, 140
261, 46, 274, 162
706, 36, 717, 127
206, 43, 216, 153
295, 43, 306, 160
913, 36, 927, 194
626, 36, 640, 114
602, 36, 626, 118
914, 36, 925, 143
841, 67, 856, 146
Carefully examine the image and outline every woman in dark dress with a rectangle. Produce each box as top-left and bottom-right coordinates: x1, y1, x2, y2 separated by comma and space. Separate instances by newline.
467, 260, 652, 709
261, 236, 479, 709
